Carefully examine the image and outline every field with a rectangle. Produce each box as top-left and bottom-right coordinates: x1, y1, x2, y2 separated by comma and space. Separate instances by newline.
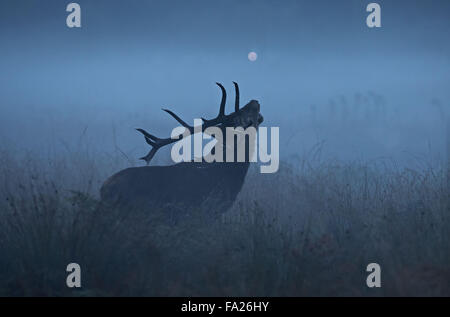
0, 144, 448, 296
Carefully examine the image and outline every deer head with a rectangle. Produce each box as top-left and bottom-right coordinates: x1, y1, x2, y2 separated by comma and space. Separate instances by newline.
136, 82, 264, 164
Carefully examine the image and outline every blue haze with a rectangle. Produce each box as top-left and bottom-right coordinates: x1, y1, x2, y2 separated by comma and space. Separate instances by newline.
0, 0, 449, 166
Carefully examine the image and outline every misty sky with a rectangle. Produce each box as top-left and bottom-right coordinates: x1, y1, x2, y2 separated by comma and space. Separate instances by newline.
0, 0, 449, 165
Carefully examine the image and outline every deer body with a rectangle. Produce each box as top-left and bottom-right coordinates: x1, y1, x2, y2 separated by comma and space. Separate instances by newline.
101, 162, 250, 213
100, 83, 263, 214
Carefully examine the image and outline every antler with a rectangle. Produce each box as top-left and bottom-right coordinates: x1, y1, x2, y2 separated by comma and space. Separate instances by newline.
137, 82, 241, 165
233, 81, 240, 112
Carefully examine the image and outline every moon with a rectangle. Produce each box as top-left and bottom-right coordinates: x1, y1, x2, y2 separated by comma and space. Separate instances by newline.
248, 51, 258, 62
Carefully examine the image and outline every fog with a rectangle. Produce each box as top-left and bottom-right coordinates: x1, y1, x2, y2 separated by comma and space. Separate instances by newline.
1, 0, 450, 297
1, 0, 449, 167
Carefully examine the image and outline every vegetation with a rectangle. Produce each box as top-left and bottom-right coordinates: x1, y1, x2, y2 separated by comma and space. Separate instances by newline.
0, 146, 448, 296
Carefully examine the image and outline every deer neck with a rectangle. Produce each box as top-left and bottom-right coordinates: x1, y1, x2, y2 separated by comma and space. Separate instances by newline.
200, 126, 257, 167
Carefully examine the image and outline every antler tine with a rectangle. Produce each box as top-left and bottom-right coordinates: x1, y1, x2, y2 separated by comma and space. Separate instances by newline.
139, 147, 158, 165
233, 81, 240, 112
136, 128, 159, 145
162, 108, 194, 133
136, 128, 183, 165
216, 82, 226, 117
202, 82, 229, 126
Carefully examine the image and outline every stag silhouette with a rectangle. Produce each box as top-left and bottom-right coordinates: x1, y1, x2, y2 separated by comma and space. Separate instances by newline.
100, 82, 263, 215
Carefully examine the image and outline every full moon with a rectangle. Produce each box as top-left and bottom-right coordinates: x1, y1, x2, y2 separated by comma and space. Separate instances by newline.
248, 51, 258, 62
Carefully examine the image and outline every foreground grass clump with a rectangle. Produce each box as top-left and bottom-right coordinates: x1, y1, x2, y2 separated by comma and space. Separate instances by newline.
0, 151, 449, 296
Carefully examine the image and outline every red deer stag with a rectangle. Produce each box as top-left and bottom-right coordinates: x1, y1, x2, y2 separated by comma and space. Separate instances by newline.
100, 82, 263, 215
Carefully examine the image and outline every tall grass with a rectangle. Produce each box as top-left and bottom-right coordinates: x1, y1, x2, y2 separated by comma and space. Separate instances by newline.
0, 146, 448, 296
